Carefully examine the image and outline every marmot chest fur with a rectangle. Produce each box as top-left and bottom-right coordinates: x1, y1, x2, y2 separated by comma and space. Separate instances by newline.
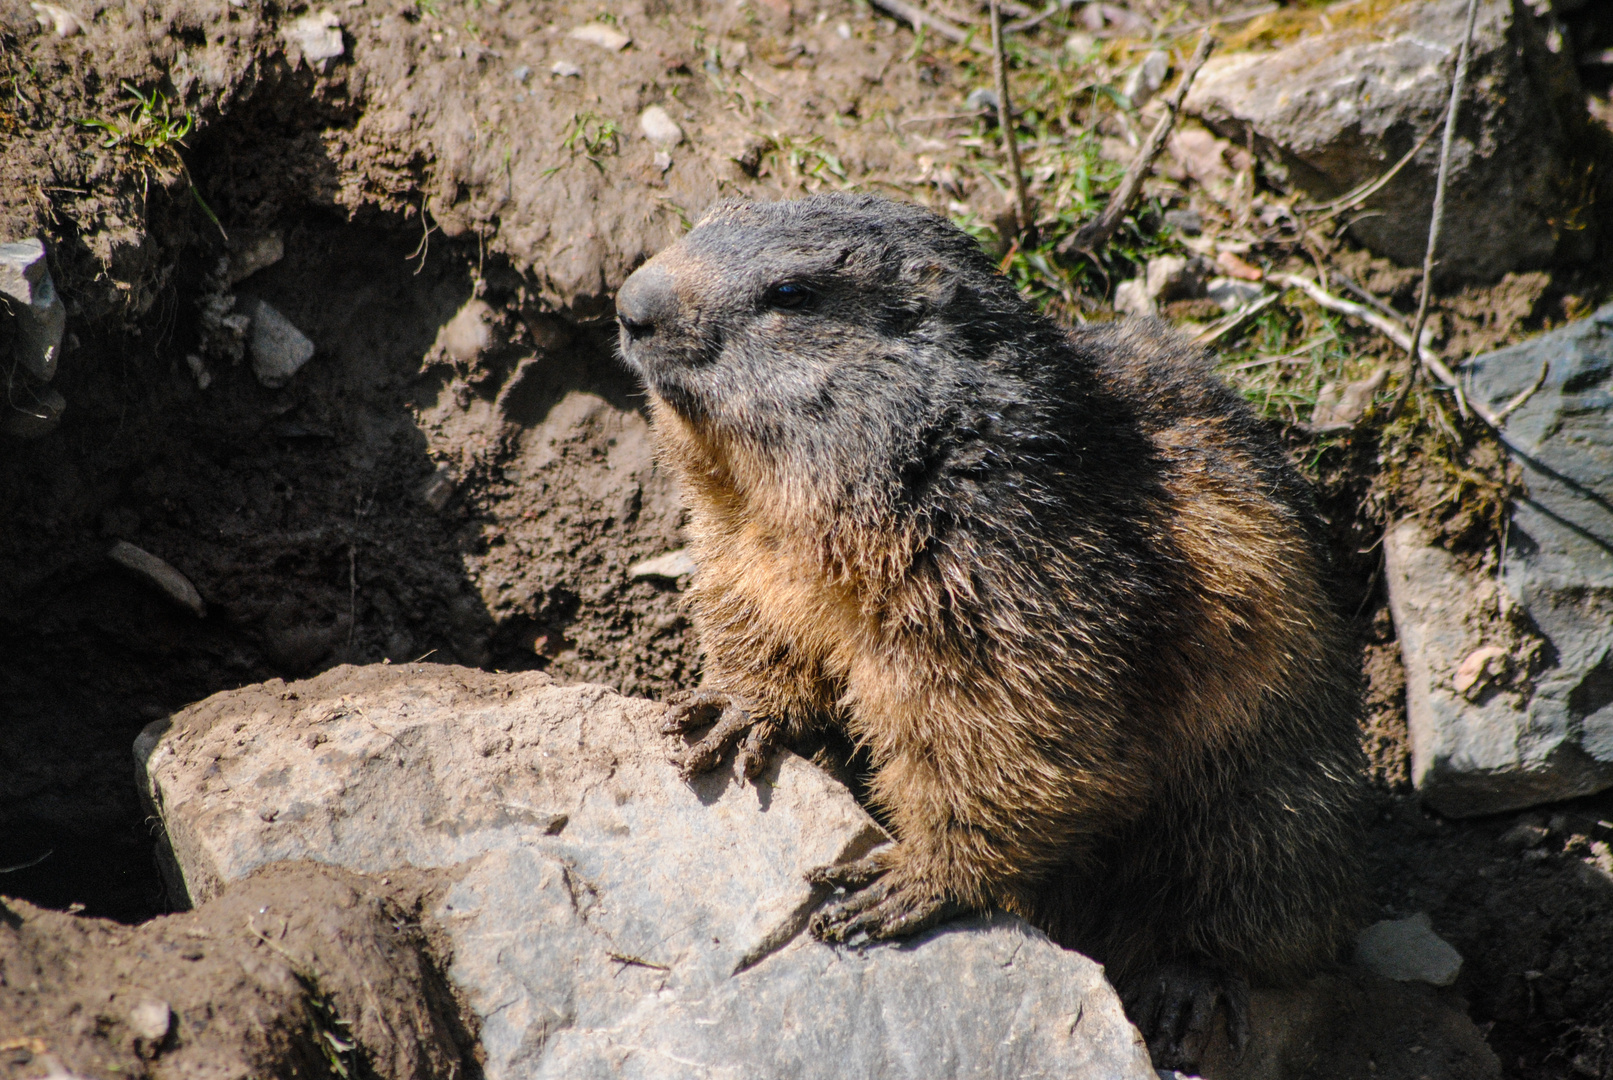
616, 193, 1364, 1067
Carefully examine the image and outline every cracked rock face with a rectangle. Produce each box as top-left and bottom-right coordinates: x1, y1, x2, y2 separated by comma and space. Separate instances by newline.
1185, 0, 1592, 285
1387, 303, 1613, 816
138, 664, 1153, 1080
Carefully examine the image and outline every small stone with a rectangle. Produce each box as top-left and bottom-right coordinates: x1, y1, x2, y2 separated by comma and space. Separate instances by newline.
29, 2, 85, 36
638, 105, 683, 148
1144, 255, 1205, 302
1498, 821, 1550, 850
965, 87, 999, 113
1114, 278, 1156, 318
1164, 208, 1203, 235
108, 541, 207, 618
241, 298, 316, 388
1206, 277, 1264, 311
629, 548, 699, 581
127, 999, 172, 1047
225, 231, 284, 285
185, 354, 213, 390
0, 237, 67, 382
550, 59, 581, 77
1123, 49, 1170, 107
1, 384, 65, 440
1453, 645, 1510, 700
441, 298, 494, 365
653, 150, 674, 173
511, 64, 531, 83
1064, 32, 1096, 57
836, 21, 852, 39
418, 467, 456, 512
1354, 913, 1463, 987
568, 23, 630, 51
283, 10, 344, 71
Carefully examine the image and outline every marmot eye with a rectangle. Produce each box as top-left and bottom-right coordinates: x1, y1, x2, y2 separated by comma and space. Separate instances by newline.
767, 282, 812, 310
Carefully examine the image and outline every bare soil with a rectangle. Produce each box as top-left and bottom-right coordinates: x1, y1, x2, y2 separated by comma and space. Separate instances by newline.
3, 1, 1613, 1077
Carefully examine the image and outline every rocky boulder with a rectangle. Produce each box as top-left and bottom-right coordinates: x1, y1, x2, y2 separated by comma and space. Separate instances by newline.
137, 664, 1156, 1080
1386, 302, 1613, 815
1184, 0, 1594, 284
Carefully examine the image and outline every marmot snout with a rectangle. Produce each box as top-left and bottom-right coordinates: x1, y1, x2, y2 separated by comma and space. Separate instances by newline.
618, 193, 1365, 1069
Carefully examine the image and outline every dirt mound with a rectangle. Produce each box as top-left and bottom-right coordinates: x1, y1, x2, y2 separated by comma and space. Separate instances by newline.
0, 860, 469, 1080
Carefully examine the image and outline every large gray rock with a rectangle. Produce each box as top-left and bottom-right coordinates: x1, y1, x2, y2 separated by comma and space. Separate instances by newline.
138, 664, 1154, 1080
1386, 303, 1613, 816
1184, 0, 1591, 285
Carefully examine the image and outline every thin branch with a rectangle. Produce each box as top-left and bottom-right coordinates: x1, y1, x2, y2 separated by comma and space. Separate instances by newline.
1390, 0, 1480, 418
1058, 30, 1215, 256
1493, 358, 1549, 425
869, 0, 992, 53
991, 0, 1032, 236
1269, 272, 1470, 420
1192, 291, 1280, 346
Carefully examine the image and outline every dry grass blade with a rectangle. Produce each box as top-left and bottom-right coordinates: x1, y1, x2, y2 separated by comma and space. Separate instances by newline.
1270, 272, 1472, 420
1193, 291, 1280, 347
870, 0, 991, 53
1057, 29, 1215, 256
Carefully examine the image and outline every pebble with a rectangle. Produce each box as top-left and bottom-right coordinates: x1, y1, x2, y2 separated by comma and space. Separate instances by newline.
29, 2, 85, 37
653, 150, 674, 173
240, 298, 316, 388
224, 231, 284, 285
108, 541, 207, 618
418, 467, 456, 512
1354, 913, 1463, 987
1453, 645, 1509, 700
639, 105, 683, 148
629, 548, 699, 581
1498, 820, 1550, 851
550, 59, 581, 77
568, 23, 630, 51
1124, 49, 1169, 107
965, 87, 1000, 113
1164, 208, 1203, 235
511, 64, 531, 83
1206, 277, 1265, 311
127, 999, 172, 1043
1114, 278, 1156, 318
441, 298, 494, 365
1144, 254, 1205, 301
283, 10, 344, 71
0, 236, 67, 382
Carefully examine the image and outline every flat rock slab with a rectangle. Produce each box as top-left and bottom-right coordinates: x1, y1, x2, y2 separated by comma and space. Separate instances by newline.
1387, 303, 1613, 816
139, 664, 1153, 1080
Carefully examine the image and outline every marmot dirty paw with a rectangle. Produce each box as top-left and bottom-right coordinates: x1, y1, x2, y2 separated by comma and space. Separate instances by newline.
1123, 963, 1250, 1071
805, 851, 890, 891
662, 690, 779, 781
809, 875, 960, 944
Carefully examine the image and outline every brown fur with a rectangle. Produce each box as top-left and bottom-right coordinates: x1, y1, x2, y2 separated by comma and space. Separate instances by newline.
616, 195, 1365, 1019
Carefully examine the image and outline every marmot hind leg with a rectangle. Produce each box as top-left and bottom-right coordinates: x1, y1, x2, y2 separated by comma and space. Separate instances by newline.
1120, 962, 1250, 1070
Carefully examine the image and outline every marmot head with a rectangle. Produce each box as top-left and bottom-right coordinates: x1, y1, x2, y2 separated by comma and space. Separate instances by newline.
616, 194, 1062, 467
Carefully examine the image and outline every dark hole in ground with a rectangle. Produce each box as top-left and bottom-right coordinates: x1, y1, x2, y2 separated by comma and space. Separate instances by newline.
0, 207, 698, 922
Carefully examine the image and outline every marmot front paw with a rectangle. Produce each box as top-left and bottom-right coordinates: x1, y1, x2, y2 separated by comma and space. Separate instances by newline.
1122, 962, 1250, 1071
662, 688, 781, 781
807, 852, 962, 942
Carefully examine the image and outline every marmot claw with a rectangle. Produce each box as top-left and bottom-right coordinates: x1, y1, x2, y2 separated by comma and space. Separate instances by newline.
662, 689, 781, 781
1122, 963, 1250, 1071
809, 871, 960, 944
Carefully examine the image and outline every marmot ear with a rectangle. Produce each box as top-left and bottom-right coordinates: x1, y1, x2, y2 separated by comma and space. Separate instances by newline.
899, 259, 958, 310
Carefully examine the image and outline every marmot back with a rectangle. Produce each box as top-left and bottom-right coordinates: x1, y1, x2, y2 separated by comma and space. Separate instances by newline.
616, 193, 1365, 1069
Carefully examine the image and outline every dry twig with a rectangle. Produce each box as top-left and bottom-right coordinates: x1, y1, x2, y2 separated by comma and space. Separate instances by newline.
869, 0, 992, 53
1058, 30, 1215, 256
990, 0, 1032, 235
1390, 0, 1480, 417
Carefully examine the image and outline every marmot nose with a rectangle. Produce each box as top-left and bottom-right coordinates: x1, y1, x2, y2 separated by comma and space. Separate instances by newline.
617, 263, 677, 341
